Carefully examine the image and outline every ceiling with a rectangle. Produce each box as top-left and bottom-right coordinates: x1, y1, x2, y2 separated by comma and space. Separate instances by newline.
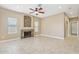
0, 4, 79, 18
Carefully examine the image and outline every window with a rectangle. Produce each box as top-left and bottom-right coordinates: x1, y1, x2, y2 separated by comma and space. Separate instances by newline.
8, 17, 17, 34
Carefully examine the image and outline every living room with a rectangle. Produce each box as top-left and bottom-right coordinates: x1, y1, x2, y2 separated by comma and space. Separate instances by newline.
0, 4, 79, 54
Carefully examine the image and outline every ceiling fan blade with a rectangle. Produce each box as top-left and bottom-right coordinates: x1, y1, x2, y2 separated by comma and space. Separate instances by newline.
39, 7, 43, 10
39, 12, 44, 14
29, 8, 35, 11
35, 8, 38, 11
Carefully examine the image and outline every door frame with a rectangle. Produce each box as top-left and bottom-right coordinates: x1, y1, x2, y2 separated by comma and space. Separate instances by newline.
70, 21, 78, 37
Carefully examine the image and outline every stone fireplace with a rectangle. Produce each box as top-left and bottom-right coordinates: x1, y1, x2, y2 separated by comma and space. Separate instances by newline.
21, 29, 34, 38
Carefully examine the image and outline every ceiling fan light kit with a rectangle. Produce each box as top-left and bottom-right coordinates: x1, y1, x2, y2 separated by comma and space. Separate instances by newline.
29, 4, 45, 15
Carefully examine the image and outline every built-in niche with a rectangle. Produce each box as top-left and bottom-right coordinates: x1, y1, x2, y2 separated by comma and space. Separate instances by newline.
24, 16, 31, 27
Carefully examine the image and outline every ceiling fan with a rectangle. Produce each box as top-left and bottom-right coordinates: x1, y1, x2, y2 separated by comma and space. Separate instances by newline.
29, 4, 45, 15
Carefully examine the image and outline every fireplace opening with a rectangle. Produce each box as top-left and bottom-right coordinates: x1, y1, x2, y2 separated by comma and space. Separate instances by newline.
24, 31, 31, 38
21, 29, 34, 38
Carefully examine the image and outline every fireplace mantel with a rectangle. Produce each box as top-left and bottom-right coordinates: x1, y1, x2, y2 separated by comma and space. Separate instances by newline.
21, 29, 34, 38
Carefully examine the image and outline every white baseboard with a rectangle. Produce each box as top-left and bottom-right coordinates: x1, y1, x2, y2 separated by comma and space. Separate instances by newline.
40, 34, 64, 39
0, 37, 20, 43
34, 35, 41, 36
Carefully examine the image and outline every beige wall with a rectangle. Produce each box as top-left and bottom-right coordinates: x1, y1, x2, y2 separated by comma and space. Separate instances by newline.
78, 17, 79, 36
0, 8, 24, 40
41, 13, 65, 39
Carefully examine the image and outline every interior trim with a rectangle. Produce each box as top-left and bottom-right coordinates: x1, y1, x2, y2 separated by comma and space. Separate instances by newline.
40, 34, 64, 39
0, 37, 20, 43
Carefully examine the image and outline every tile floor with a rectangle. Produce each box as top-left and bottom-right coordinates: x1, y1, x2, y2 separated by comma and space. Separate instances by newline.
0, 36, 79, 54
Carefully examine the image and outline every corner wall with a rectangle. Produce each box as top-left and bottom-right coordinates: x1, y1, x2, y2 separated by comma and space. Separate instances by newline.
64, 13, 70, 38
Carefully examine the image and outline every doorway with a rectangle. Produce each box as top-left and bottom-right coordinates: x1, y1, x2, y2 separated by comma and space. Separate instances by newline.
70, 21, 78, 37
65, 17, 79, 39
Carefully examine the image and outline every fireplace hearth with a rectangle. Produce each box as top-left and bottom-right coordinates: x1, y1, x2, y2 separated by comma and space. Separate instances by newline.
21, 29, 34, 38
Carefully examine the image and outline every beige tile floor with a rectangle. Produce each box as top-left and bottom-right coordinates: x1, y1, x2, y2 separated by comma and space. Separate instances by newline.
0, 36, 79, 54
